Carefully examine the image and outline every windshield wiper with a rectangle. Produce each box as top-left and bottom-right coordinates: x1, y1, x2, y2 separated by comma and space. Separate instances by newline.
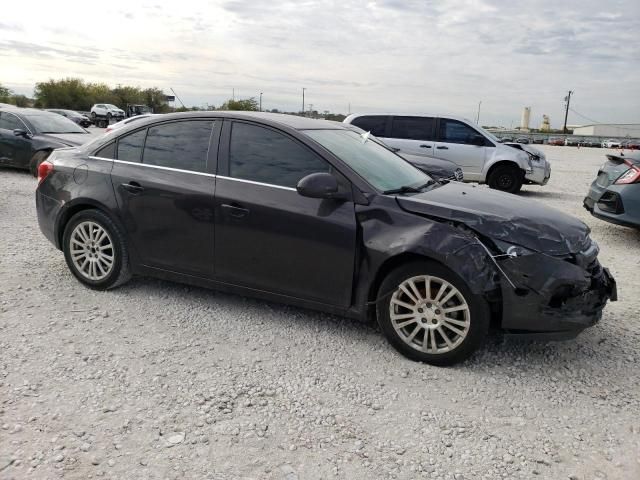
383, 180, 435, 195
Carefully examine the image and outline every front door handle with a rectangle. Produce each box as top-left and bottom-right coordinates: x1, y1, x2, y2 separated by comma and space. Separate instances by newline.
420, 144, 432, 148
436, 146, 449, 150
221, 204, 250, 218
121, 181, 144, 193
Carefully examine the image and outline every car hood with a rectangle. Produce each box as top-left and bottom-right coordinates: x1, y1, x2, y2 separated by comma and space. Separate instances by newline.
396, 182, 590, 255
399, 153, 458, 179
40, 133, 91, 147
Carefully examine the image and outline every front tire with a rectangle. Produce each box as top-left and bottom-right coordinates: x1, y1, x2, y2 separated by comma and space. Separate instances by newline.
376, 261, 489, 366
487, 164, 523, 193
62, 210, 131, 290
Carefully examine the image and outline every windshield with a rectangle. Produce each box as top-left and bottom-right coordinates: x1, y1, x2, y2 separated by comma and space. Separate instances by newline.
305, 129, 432, 192
25, 113, 87, 134
106, 104, 120, 110
475, 125, 500, 143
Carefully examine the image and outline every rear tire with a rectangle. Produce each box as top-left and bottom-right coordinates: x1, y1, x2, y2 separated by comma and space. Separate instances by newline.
488, 164, 523, 193
30, 150, 50, 177
62, 209, 131, 290
376, 261, 489, 366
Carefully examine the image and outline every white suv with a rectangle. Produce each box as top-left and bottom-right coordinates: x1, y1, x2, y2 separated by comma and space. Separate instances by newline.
90, 104, 125, 121
344, 113, 551, 193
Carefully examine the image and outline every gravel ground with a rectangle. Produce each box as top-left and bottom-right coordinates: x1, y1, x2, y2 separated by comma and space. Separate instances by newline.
1, 145, 639, 480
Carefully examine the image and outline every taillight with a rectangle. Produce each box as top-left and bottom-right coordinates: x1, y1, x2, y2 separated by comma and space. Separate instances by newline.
37, 160, 54, 185
615, 165, 640, 184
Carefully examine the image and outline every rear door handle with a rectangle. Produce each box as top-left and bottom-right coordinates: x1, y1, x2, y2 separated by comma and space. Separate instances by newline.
221, 203, 250, 218
436, 146, 449, 150
121, 181, 144, 193
420, 144, 432, 148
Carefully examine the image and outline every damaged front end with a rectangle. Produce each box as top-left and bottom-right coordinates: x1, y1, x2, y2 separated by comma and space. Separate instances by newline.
494, 240, 617, 338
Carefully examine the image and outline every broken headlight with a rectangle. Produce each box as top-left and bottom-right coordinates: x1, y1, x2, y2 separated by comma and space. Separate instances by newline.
492, 239, 535, 258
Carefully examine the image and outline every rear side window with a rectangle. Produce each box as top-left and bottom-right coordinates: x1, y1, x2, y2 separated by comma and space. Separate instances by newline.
142, 121, 213, 172
0, 113, 24, 131
117, 129, 147, 163
229, 122, 329, 188
439, 119, 483, 145
95, 142, 115, 159
350, 116, 387, 136
390, 116, 436, 141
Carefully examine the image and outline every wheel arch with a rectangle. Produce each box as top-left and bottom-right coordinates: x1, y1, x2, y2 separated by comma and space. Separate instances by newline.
485, 159, 525, 179
55, 199, 125, 250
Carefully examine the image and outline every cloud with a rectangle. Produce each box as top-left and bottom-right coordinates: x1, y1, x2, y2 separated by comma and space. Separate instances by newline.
1, 0, 638, 125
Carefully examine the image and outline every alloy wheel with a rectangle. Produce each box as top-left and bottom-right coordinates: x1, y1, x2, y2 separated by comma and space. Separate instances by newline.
69, 221, 115, 281
389, 275, 471, 354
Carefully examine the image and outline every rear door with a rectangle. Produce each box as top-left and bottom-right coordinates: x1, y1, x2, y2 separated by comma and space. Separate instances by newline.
107, 119, 219, 278
433, 118, 491, 177
0, 111, 33, 168
382, 116, 437, 157
213, 120, 357, 307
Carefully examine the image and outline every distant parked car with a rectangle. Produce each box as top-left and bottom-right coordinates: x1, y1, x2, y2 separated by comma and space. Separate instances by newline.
105, 114, 158, 133
622, 139, 640, 150
0, 107, 92, 174
344, 113, 549, 193
564, 137, 582, 146
90, 104, 125, 125
548, 137, 565, 146
602, 139, 622, 148
47, 109, 91, 128
515, 137, 530, 144
584, 151, 640, 228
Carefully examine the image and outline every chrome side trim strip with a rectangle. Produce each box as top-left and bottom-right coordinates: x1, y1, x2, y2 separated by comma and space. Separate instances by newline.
88, 156, 216, 177
215, 175, 297, 191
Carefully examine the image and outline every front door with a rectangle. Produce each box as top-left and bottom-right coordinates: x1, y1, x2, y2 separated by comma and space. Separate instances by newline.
433, 118, 490, 179
107, 119, 219, 278
214, 120, 357, 307
0, 111, 32, 168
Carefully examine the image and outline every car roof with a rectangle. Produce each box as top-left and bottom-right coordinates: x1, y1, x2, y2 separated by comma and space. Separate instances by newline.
114, 111, 349, 131
345, 112, 475, 124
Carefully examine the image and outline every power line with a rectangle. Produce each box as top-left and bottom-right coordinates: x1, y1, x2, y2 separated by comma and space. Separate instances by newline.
569, 107, 640, 132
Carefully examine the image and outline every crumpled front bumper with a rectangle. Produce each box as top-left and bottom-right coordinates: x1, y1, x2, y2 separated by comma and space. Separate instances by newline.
498, 251, 617, 336
524, 160, 551, 185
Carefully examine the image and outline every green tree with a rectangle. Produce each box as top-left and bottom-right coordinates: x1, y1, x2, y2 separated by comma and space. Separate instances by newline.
0, 83, 11, 102
219, 98, 259, 111
142, 87, 170, 113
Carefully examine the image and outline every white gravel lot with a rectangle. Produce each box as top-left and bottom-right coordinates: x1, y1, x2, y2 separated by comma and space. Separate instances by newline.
1, 145, 639, 480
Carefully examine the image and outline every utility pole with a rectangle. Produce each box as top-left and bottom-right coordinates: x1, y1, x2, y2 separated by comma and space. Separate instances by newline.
232, 88, 235, 101
309, 104, 313, 117
476, 101, 482, 124
259, 92, 263, 112
563, 90, 573, 134
302, 88, 306, 116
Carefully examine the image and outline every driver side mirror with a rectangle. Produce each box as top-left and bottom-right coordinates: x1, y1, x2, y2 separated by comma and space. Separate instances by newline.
470, 135, 485, 146
13, 129, 30, 138
296, 172, 345, 200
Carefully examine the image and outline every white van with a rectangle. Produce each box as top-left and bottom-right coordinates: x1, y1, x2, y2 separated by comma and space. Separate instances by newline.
343, 113, 550, 193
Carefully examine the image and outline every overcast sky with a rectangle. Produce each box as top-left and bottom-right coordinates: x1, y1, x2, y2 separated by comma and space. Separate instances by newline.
1, 0, 638, 127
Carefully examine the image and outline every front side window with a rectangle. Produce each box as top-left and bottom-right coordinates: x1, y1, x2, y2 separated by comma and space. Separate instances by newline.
117, 129, 147, 163
305, 129, 431, 192
350, 116, 388, 137
439, 119, 484, 145
229, 122, 329, 188
390, 116, 436, 141
0, 113, 24, 131
142, 121, 213, 172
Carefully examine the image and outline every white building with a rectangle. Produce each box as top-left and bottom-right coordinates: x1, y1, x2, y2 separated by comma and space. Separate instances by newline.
573, 124, 640, 138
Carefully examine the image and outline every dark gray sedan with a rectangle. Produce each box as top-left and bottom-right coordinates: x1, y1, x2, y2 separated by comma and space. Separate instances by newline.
584, 151, 640, 228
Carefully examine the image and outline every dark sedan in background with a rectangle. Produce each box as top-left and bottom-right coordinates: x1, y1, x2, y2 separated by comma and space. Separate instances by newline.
0, 107, 92, 174
36, 112, 615, 365
584, 151, 640, 228
47, 109, 92, 128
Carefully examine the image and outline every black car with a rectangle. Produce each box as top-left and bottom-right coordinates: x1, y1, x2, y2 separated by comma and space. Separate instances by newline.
35, 112, 616, 365
47, 109, 92, 128
0, 108, 92, 174
584, 151, 640, 228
